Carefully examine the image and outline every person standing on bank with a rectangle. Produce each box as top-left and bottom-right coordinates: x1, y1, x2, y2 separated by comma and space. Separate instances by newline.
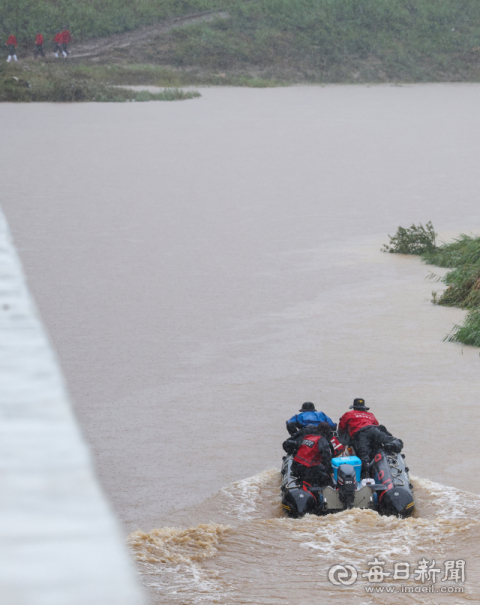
34, 31, 45, 58
61, 26, 71, 57
53, 30, 62, 58
6, 34, 17, 62
338, 398, 403, 477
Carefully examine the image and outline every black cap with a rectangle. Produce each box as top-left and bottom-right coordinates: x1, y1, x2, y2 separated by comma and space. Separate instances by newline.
315, 421, 333, 439
349, 398, 369, 411
300, 402, 316, 412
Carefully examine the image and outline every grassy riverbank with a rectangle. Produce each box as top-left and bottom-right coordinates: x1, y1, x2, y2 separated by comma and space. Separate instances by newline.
384, 224, 480, 347
3, 0, 480, 84
424, 236, 480, 347
0, 63, 200, 101
149, 0, 480, 82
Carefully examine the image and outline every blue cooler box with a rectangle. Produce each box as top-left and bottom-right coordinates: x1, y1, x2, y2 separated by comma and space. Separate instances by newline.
332, 456, 362, 483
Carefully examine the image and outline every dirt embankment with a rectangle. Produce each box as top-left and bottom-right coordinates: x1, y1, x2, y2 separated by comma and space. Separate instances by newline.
70, 11, 229, 61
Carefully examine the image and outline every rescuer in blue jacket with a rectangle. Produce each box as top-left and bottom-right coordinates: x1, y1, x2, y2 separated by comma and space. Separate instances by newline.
286, 402, 337, 435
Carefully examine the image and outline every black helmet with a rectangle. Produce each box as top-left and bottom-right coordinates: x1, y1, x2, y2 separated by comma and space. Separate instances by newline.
300, 401, 316, 412
315, 421, 333, 440
349, 398, 369, 411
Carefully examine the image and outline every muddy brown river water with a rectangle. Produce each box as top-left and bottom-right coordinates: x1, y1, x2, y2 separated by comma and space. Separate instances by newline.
1, 84, 480, 603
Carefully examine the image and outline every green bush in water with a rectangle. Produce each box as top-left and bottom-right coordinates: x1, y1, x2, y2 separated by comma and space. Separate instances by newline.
447, 310, 480, 348
382, 221, 437, 255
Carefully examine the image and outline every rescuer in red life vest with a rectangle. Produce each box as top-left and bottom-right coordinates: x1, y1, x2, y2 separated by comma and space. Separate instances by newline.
338, 398, 403, 477
283, 421, 344, 458
290, 422, 333, 487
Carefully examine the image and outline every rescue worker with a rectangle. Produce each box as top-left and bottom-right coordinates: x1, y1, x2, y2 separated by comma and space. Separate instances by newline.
283, 423, 315, 456
61, 26, 71, 57
53, 30, 62, 58
283, 421, 343, 458
6, 34, 17, 62
286, 402, 337, 435
338, 398, 403, 477
34, 31, 45, 58
290, 422, 333, 487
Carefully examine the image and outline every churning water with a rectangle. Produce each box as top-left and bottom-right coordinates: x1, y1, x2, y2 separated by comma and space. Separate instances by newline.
128, 471, 480, 603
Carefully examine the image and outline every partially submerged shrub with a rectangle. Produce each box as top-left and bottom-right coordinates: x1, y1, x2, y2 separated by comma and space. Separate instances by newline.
434, 264, 480, 309
446, 310, 480, 348
422, 233, 480, 268
382, 221, 437, 255
133, 88, 200, 101
424, 235, 480, 310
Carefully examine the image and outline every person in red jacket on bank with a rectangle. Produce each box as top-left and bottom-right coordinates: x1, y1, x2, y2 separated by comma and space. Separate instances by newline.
338, 398, 403, 477
6, 34, 17, 63
61, 27, 71, 57
53, 30, 62, 58
34, 31, 45, 58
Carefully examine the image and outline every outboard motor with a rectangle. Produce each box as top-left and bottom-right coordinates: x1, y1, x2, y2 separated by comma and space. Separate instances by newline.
371, 450, 415, 517
283, 484, 318, 517
337, 464, 357, 508
281, 455, 322, 517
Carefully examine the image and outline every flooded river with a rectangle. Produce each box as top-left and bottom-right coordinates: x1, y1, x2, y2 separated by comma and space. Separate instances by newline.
1, 84, 480, 602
